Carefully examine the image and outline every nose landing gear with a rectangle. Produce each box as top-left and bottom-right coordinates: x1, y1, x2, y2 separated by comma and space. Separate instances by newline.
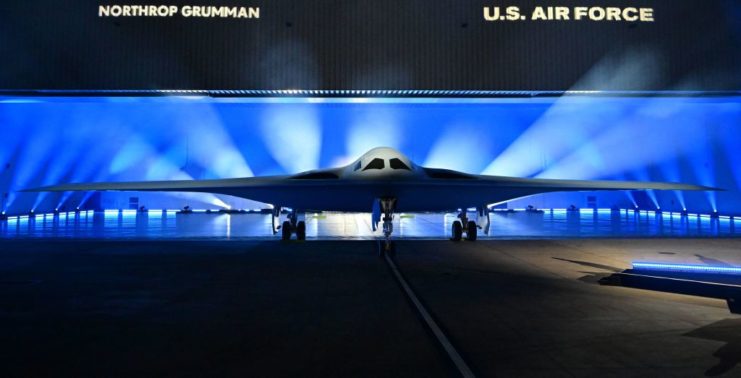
380, 197, 397, 255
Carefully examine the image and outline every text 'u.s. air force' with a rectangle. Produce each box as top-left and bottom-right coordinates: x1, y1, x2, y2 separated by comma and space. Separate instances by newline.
484, 6, 654, 22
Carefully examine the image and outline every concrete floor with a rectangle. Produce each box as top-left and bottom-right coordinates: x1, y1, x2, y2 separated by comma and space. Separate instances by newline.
1, 239, 740, 377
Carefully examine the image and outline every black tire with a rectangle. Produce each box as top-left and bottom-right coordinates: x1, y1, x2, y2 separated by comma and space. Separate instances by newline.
452, 220, 463, 241
296, 221, 306, 240
466, 221, 477, 241
281, 221, 292, 241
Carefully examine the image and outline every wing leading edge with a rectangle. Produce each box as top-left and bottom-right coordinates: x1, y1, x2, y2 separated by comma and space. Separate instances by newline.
23, 177, 276, 193
474, 175, 719, 192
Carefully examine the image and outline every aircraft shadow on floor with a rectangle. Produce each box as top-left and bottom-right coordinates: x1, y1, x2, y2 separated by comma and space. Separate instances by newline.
686, 318, 741, 377
551, 256, 623, 284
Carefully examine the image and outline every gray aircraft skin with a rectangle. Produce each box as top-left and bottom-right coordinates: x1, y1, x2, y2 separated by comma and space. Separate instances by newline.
27, 147, 717, 243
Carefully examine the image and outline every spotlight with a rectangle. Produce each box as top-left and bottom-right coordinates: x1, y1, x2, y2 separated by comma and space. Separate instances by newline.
29, 210, 35, 217
655, 207, 662, 214
53, 208, 60, 214
680, 209, 689, 216
711, 210, 720, 219
0, 212, 6, 221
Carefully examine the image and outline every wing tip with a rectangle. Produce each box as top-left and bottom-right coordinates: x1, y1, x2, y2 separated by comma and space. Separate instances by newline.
695, 184, 724, 192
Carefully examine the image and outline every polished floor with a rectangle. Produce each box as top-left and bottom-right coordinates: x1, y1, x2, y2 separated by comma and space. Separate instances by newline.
1, 209, 739, 239
1, 238, 740, 377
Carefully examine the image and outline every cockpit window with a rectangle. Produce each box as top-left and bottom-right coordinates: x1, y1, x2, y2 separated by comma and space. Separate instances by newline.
389, 158, 411, 170
353, 161, 362, 171
362, 158, 385, 171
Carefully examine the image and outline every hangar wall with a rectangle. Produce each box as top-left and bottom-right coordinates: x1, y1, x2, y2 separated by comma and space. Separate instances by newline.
1, 96, 739, 215
0, 0, 739, 91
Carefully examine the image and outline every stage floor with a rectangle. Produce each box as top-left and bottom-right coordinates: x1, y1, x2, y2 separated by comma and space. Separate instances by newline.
1, 238, 740, 377
1, 209, 739, 239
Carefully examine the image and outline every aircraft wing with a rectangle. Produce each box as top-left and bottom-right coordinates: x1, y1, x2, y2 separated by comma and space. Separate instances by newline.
455, 175, 719, 207
23, 176, 290, 195
21, 168, 353, 210
365, 174, 720, 212
474, 175, 718, 192
23, 171, 719, 213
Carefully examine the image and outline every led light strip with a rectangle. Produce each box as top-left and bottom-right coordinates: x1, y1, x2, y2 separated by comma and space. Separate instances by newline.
633, 262, 741, 275
2, 89, 740, 97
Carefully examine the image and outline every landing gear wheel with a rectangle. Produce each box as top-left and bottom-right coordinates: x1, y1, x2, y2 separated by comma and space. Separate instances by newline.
281, 221, 292, 241
452, 220, 463, 241
466, 221, 477, 241
296, 221, 306, 240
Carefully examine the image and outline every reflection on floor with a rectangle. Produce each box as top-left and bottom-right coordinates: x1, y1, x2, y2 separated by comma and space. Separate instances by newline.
1, 209, 739, 239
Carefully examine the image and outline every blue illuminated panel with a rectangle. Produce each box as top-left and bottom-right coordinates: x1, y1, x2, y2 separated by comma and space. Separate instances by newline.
633, 262, 741, 275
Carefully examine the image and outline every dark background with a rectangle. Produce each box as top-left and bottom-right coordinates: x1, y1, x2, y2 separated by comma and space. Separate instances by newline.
0, 0, 739, 92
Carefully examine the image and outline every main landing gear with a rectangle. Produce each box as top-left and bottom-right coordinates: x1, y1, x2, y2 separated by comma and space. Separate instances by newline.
451, 209, 477, 241
277, 208, 306, 241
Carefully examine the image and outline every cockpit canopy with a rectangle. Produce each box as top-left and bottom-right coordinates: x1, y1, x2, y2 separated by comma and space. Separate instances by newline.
354, 157, 411, 171
347, 147, 416, 175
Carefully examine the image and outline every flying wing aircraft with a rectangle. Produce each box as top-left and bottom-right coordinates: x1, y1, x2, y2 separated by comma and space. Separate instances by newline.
27, 147, 717, 247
